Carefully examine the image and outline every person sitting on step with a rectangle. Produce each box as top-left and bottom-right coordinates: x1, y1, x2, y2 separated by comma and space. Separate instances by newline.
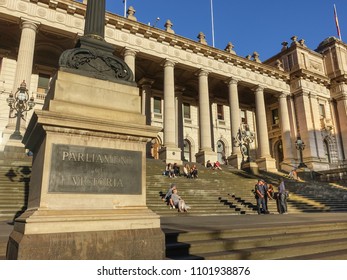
163, 183, 177, 207
183, 163, 192, 178
173, 163, 180, 177
190, 164, 198, 178
206, 160, 213, 169
170, 188, 191, 212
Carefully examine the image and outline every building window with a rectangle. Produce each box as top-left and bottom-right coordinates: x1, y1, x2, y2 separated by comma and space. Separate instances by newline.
183, 103, 191, 119
240, 110, 247, 124
37, 73, 50, 94
287, 54, 293, 70
216, 140, 225, 164
153, 97, 162, 114
319, 104, 325, 119
272, 108, 280, 125
183, 139, 191, 162
217, 104, 224, 120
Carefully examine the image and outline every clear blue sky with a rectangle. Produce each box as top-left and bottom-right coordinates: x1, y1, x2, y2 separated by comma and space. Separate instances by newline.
80, 0, 347, 60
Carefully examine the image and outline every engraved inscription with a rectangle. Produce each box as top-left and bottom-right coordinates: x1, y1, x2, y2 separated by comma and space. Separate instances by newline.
49, 144, 142, 194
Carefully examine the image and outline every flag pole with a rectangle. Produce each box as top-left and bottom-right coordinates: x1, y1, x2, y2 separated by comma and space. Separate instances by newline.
210, 0, 215, 47
334, 4, 342, 41
123, 0, 127, 17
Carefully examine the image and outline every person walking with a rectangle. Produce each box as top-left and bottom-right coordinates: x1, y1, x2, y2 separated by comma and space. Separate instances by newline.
255, 179, 267, 214
278, 178, 288, 214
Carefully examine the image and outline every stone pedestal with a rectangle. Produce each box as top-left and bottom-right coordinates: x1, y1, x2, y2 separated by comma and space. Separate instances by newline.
195, 150, 217, 166
227, 154, 243, 169
256, 157, 277, 172
241, 161, 259, 175
6, 71, 164, 260
158, 146, 182, 165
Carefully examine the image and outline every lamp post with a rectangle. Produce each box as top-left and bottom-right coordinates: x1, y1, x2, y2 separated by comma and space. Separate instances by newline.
295, 136, 307, 168
6, 80, 35, 140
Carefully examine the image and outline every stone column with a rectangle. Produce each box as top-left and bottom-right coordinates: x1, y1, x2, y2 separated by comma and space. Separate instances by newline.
3, 19, 39, 149
278, 92, 294, 169
84, 0, 105, 39
226, 78, 242, 168
254, 86, 276, 171
139, 78, 154, 158
158, 60, 181, 164
195, 70, 216, 164
12, 20, 39, 95
308, 92, 326, 160
175, 87, 185, 154
294, 91, 329, 170
138, 78, 154, 124
163, 60, 176, 147
123, 48, 137, 77
335, 96, 347, 161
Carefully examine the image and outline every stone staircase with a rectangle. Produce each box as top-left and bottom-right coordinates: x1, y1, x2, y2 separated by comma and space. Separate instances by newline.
164, 216, 347, 260
146, 159, 275, 216
0, 151, 31, 222
1, 157, 347, 260
146, 159, 347, 216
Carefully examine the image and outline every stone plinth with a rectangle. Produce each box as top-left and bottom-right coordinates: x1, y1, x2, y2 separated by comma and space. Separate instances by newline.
256, 157, 277, 172
6, 71, 164, 260
241, 161, 259, 175
227, 154, 243, 169
195, 150, 217, 166
158, 146, 182, 165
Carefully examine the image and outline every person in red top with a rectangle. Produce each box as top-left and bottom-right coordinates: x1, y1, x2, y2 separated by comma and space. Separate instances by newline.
213, 161, 222, 170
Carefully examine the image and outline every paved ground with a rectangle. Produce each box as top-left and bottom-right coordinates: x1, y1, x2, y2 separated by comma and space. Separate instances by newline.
2, 212, 347, 237
160, 212, 347, 232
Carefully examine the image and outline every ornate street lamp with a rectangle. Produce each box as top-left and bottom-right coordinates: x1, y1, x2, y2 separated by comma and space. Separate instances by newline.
6, 80, 35, 140
295, 136, 307, 168
234, 124, 255, 162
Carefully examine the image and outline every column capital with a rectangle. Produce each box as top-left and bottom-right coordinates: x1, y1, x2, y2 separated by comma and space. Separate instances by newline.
226, 77, 239, 86
196, 69, 209, 77
162, 59, 176, 68
138, 77, 155, 87
20, 18, 40, 32
252, 85, 265, 93
278, 92, 290, 99
122, 47, 138, 57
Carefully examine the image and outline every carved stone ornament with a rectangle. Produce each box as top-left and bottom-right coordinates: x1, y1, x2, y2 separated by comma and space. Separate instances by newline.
58, 0, 134, 84
59, 46, 134, 83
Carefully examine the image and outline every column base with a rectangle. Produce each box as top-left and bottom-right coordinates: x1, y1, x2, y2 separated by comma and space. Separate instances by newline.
279, 159, 297, 173
158, 146, 182, 165
195, 150, 217, 166
227, 154, 243, 169
241, 161, 259, 175
255, 157, 277, 172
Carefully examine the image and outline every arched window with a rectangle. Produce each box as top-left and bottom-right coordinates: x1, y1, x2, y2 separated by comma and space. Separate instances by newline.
151, 137, 162, 160
323, 139, 331, 163
216, 140, 225, 163
274, 140, 284, 170
183, 139, 191, 162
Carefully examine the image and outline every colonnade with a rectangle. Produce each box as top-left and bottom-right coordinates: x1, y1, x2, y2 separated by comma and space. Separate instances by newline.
3, 19, 300, 171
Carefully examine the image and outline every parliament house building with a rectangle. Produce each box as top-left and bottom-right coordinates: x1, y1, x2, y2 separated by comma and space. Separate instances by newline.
1, 0, 347, 173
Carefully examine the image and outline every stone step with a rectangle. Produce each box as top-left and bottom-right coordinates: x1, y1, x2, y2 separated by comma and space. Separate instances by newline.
194, 238, 347, 260
281, 248, 347, 260
166, 228, 347, 257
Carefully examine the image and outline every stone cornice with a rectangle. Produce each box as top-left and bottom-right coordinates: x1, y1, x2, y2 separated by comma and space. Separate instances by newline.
331, 74, 347, 85
290, 68, 330, 87
25, 0, 289, 83
29, 0, 85, 16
